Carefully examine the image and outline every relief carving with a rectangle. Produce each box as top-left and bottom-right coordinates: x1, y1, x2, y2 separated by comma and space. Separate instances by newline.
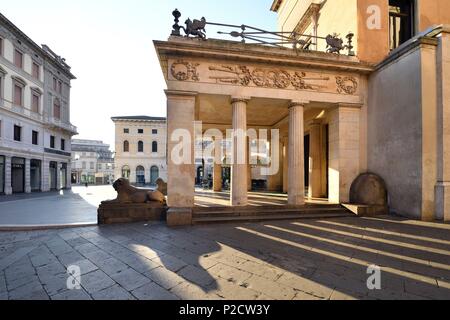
336, 76, 358, 95
170, 60, 200, 81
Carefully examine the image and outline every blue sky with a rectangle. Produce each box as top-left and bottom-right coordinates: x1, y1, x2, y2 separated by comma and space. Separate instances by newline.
1, 0, 277, 149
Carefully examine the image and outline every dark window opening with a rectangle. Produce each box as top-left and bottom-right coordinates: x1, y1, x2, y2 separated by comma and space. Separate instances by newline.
14, 125, 21, 142
152, 129, 158, 135
61, 139, 65, 151
152, 141, 158, 153
123, 140, 129, 152
32, 131, 38, 145
389, 0, 415, 50
138, 141, 144, 153
50, 136, 55, 149
124, 128, 129, 134
138, 129, 144, 134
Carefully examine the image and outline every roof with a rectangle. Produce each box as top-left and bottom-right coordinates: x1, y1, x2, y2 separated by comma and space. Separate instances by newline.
111, 116, 167, 122
0, 12, 76, 79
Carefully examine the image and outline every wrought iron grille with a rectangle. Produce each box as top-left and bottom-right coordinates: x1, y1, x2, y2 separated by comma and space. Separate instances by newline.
170, 9, 355, 56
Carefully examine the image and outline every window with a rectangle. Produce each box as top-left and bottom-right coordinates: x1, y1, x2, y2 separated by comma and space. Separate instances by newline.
123, 140, 129, 152
32, 131, 38, 145
50, 136, 55, 148
14, 125, 21, 142
152, 129, 158, 135
61, 139, 65, 151
53, 99, 61, 119
124, 128, 129, 134
0, 38, 3, 56
122, 166, 130, 179
57, 81, 62, 94
53, 77, 57, 91
90, 162, 94, 170
14, 84, 23, 106
32, 62, 40, 79
14, 49, 23, 69
389, 0, 415, 50
98, 163, 102, 170
82, 161, 86, 169
31, 93, 40, 113
138, 141, 144, 153
138, 129, 144, 134
152, 141, 158, 153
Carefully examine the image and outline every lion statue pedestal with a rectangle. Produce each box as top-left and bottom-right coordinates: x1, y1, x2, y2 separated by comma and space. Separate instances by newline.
98, 178, 168, 225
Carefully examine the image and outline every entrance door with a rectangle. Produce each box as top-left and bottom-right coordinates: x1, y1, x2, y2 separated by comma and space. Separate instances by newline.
136, 166, 145, 185
49, 162, 57, 190
30, 159, 41, 192
0, 156, 4, 194
150, 166, 159, 185
11, 157, 25, 193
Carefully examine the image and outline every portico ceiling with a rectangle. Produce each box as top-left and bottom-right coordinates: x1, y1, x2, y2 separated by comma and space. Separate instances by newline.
196, 94, 290, 127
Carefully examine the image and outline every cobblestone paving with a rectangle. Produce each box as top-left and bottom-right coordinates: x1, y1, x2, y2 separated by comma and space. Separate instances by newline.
0, 215, 449, 300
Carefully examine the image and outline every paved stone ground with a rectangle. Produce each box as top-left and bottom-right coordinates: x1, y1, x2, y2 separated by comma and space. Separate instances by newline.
0, 215, 449, 300
0, 186, 116, 227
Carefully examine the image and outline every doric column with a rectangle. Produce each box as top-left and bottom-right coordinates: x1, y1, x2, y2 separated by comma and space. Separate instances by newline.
4, 156, 12, 195
25, 158, 31, 193
166, 90, 197, 226
213, 137, 222, 192
309, 121, 323, 198
247, 137, 252, 192
231, 97, 249, 206
282, 137, 289, 193
288, 102, 306, 206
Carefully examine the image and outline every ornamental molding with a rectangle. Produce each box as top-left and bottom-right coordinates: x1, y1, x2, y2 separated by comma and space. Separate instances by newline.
169, 60, 359, 95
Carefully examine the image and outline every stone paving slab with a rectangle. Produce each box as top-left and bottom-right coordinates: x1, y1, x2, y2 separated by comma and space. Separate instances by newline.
0, 216, 449, 300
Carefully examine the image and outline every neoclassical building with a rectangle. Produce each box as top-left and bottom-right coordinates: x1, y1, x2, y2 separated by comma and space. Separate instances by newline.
112, 116, 167, 186
71, 139, 114, 185
155, 0, 450, 225
0, 13, 76, 195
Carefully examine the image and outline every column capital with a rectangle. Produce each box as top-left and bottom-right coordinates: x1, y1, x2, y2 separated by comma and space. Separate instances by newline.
288, 100, 309, 109
165, 89, 198, 98
231, 96, 251, 104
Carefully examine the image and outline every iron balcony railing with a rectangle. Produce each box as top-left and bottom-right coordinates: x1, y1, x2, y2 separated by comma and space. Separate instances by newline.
170, 8, 355, 56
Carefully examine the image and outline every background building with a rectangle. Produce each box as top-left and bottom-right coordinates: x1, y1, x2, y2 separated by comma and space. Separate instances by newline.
112, 116, 167, 186
71, 139, 114, 185
0, 13, 76, 195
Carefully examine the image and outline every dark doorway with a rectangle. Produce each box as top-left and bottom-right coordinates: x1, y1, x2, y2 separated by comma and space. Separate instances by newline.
389, 0, 415, 50
11, 157, 25, 193
304, 134, 310, 191
196, 166, 204, 185
71, 173, 77, 184
222, 166, 231, 190
30, 159, 41, 192
49, 162, 57, 190
326, 124, 330, 198
0, 156, 5, 194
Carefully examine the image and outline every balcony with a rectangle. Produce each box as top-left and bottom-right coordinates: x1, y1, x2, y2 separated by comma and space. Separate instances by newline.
45, 116, 78, 136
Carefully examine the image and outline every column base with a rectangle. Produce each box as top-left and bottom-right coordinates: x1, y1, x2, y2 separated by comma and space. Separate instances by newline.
435, 182, 450, 221
231, 197, 248, 207
4, 187, 12, 195
288, 195, 305, 206
167, 208, 193, 227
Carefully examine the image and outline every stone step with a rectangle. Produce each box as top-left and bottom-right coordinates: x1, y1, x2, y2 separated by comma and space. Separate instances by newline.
193, 211, 353, 224
192, 207, 347, 219
193, 204, 343, 213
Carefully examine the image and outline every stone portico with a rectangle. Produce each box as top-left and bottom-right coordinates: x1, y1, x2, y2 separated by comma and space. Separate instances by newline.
155, 37, 372, 226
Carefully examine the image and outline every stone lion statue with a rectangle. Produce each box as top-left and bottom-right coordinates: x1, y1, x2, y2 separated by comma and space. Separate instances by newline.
105, 178, 165, 204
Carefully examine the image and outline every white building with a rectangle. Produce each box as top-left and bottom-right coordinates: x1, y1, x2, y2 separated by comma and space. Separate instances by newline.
0, 13, 77, 195
112, 116, 167, 186
71, 139, 114, 185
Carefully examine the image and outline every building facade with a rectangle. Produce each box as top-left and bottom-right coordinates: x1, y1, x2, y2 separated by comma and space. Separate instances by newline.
71, 139, 114, 185
155, 1, 450, 225
0, 13, 76, 195
112, 116, 167, 186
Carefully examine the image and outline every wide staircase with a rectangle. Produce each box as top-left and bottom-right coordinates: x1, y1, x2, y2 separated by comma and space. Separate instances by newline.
192, 204, 353, 224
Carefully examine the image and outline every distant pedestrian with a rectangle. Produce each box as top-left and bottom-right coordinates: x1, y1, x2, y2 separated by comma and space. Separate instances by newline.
85, 182, 88, 188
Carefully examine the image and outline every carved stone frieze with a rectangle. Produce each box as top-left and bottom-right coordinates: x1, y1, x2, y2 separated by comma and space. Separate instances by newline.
336, 76, 358, 95
170, 60, 200, 81
169, 60, 359, 95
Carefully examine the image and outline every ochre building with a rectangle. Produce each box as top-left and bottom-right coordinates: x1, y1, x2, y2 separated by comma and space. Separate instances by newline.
154, 0, 450, 225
